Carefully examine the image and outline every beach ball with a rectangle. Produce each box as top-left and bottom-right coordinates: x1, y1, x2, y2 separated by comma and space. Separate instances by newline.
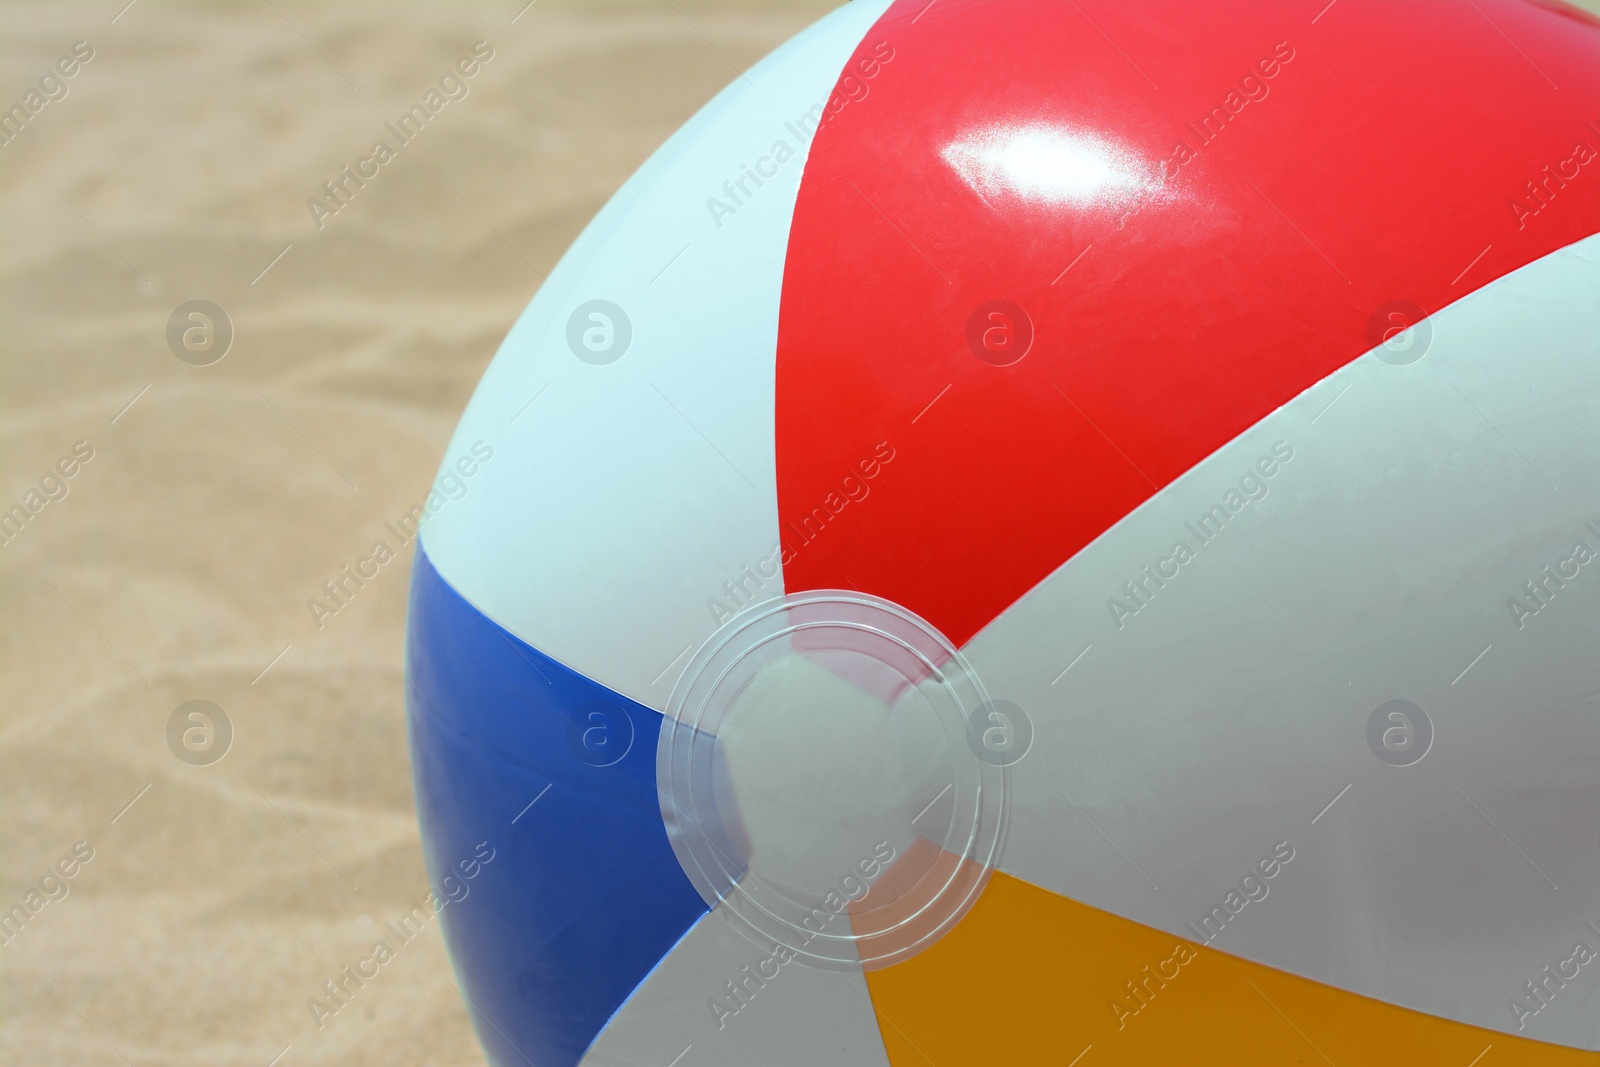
405, 0, 1600, 1063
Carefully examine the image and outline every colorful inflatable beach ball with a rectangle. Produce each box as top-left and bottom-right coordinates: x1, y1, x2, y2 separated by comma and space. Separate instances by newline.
405, 0, 1600, 1064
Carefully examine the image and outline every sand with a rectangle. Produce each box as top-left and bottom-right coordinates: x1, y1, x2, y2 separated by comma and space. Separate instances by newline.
0, 3, 827, 1064
5, 0, 1599, 1064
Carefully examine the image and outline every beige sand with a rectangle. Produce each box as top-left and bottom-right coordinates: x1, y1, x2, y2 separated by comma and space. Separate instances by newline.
5, 1, 1598, 1064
